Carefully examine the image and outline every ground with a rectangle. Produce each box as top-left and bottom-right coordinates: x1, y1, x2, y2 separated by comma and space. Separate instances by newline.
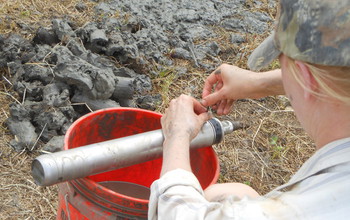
0, 0, 315, 219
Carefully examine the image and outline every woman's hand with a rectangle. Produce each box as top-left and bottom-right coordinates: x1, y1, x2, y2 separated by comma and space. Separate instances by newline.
201, 64, 258, 115
161, 94, 210, 142
202, 64, 283, 115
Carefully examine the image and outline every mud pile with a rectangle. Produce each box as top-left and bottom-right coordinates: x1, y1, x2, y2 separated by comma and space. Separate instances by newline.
0, 0, 275, 152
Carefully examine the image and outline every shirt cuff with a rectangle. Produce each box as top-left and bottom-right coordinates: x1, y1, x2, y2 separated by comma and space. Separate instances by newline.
148, 169, 204, 219
157, 169, 203, 193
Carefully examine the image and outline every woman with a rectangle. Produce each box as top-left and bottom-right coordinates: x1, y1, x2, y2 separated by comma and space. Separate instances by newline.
149, 0, 350, 219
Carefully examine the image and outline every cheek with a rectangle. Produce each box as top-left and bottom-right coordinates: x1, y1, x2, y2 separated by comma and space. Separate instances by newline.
279, 55, 295, 102
281, 70, 293, 101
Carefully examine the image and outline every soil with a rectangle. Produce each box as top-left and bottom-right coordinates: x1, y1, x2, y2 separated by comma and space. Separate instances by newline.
0, 0, 314, 219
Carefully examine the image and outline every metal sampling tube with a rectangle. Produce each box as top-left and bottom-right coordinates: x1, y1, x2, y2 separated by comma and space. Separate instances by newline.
32, 118, 240, 186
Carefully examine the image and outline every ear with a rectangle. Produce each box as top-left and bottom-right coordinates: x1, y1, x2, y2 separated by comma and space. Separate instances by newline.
294, 61, 318, 100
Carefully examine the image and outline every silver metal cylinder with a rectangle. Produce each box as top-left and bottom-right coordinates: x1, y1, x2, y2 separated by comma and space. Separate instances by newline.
32, 118, 240, 186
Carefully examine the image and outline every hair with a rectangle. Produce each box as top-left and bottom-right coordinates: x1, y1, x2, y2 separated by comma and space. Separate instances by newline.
285, 56, 350, 105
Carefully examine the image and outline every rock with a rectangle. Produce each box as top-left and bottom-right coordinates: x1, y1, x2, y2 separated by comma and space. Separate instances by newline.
54, 57, 116, 100
133, 75, 152, 95
46, 45, 77, 65
112, 77, 134, 100
6, 118, 38, 151
71, 93, 120, 111
75, 2, 87, 12
121, 16, 145, 33
118, 99, 136, 107
102, 18, 122, 33
32, 44, 53, 62
75, 22, 98, 44
22, 64, 54, 84
221, 18, 246, 32
195, 41, 221, 59
42, 136, 64, 152
59, 106, 79, 122
174, 66, 188, 77
113, 67, 138, 78
14, 81, 43, 102
174, 9, 200, 22
89, 29, 108, 53
43, 83, 70, 107
221, 11, 271, 34
177, 23, 215, 41
231, 34, 246, 44
34, 109, 69, 141
9, 103, 30, 121
33, 27, 59, 45
94, 2, 113, 15
0, 34, 4, 47
52, 19, 76, 41
136, 94, 162, 111
0, 34, 34, 67
66, 38, 87, 56
171, 48, 192, 60
205, 42, 221, 56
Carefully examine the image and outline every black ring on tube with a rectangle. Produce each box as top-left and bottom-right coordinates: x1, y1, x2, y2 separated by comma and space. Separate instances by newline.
208, 118, 223, 144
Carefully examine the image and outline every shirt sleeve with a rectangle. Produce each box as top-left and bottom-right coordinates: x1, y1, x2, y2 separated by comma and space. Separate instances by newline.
148, 169, 275, 220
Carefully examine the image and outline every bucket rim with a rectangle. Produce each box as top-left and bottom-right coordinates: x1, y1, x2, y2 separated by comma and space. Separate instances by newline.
64, 107, 162, 151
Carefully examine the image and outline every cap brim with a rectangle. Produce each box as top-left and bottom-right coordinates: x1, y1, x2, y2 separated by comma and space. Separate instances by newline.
247, 32, 281, 71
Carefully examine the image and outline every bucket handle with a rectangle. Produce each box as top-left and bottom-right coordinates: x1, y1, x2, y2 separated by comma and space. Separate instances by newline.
64, 183, 72, 220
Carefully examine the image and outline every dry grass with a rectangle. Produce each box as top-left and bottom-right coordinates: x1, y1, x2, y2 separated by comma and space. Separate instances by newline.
0, 0, 315, 219
215, 99, 314, 194
0, 73, 58, 219
0, 0, 97, 37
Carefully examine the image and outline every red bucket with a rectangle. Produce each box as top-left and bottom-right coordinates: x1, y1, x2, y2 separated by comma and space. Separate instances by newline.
57, 108, 219, 219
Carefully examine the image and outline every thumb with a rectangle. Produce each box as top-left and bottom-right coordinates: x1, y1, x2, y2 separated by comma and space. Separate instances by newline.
198, 111, 211, 124
202, 91, 224, 107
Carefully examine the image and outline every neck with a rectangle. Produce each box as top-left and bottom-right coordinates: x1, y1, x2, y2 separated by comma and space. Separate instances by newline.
311, 101, 350, 150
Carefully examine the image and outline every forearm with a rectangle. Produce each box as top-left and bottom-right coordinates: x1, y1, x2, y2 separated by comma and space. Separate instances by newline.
160, 135, 192, 176
251, 69, 284, 99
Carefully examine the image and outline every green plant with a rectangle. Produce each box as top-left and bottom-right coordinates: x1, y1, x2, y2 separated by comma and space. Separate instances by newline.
269, 135, 286, 159
20, 10, 31, 17
268, 60, 281, 69
243, 181, 251, 186
152, 67, 177, 111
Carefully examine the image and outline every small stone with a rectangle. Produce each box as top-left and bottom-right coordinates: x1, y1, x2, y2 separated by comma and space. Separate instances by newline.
171, 48, 192, 60
75, 2, 87, 12
231, 34, 246, 44
42, 136, 64, 152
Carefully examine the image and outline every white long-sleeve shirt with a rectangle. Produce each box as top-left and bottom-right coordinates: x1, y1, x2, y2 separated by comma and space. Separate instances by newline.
149, 138, 350, 219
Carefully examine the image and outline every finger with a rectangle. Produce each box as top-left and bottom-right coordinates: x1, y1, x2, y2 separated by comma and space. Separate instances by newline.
192, 98, 207, 114
214, 81, 223, 92
202, 72, 222, 98
223, 100, 234, 115
161, 114, 167, 129
217, 99, 227, 115
211, 103, 218, 110
202, 86, 226, 107
198, 111, 211, 124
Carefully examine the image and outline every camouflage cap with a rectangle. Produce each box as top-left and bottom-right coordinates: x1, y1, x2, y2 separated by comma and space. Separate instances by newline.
248, 0, 350, 71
